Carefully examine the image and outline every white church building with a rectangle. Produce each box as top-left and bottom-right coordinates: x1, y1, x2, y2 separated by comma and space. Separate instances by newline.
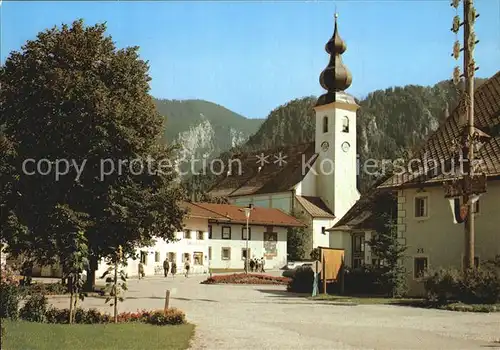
209, 14, 365, 261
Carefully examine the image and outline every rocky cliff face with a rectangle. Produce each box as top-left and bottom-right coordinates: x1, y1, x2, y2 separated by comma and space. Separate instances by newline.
174, 118, 251, 174
153, 98, 263, 176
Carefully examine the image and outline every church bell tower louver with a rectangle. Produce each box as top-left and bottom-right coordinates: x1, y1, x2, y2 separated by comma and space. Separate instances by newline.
314, 13, 360, 222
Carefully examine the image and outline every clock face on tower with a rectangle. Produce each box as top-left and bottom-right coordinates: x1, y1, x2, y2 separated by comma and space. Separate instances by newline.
341, 142, 350, 152
321, 141, 329, 152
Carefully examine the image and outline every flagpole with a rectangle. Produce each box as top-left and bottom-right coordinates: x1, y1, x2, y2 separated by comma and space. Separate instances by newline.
445, 0, 487, 273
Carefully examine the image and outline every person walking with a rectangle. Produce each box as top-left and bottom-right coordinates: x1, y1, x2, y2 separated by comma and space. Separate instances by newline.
138, 262, 145, 280
255, 259, 261, 273
171, 261, 177, 278
184, 259, 190, 278
249, 258, 255, 273
163, 258, 170, 278
261, 257, 265, 273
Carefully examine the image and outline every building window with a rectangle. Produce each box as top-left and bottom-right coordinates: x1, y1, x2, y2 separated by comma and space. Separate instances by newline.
154, 251, 160, 263
342, 116, 349, 133
197, 230, 204, 240
414, 257, 428, 279
193, 252, 203, 265
208, 225, 212, 239
473, 200, 480, 213
140, 251, 147, 265
353, 235, 365, 252
222, 226, 231, 240
183, 253, 190, 263
208, 247, 212, 261
414, 196, 428, 218
321, 226, 326, 235
221, 247, 231, 260
241, 248, 250, 260
167, 252, 176, 263
323, 116, 328, 133
183, 230, 192, 239
241, 227, 251, 240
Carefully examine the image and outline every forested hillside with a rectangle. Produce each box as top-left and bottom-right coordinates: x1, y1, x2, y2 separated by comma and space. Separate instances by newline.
154, 99, 263, 167
182, 78, 487, 198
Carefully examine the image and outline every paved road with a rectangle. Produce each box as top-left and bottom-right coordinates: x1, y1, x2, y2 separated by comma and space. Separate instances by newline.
50, 273, 500, 350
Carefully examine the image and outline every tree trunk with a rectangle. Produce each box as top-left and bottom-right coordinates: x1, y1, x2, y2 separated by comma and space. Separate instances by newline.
69, 277, 74, 324
84, 255, 98, 292
114, 261, 118, 323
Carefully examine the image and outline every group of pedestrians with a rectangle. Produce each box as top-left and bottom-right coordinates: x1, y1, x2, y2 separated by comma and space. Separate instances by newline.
163, 258, 192, 278
246, 257, 266, 273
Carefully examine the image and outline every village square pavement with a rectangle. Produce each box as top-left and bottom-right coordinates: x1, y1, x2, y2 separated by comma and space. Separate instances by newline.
49, 272, 500, 350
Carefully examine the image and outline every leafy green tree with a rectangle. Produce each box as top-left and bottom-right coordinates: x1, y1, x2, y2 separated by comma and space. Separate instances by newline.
310, 248, 320, 261
0, 19, 185, 291
367, 215, 407, 298
287, 211, 307, 261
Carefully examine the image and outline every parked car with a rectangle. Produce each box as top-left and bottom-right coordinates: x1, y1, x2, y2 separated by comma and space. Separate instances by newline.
282, 263, 313, 278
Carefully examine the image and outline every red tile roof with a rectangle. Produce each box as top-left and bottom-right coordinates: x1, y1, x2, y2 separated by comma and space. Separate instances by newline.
191, 202, 306, 228
180, 202, 229, 221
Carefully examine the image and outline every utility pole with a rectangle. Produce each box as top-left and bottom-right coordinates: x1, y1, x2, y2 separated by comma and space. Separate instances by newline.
462, 0, 475, 271
447, 0, 487, 272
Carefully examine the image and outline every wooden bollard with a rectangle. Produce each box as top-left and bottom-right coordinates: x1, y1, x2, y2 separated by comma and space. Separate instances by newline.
164, 290, 170, 314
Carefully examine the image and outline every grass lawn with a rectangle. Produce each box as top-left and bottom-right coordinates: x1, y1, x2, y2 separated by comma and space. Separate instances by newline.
309, 294, 426, 306
2, 320, 195, 350
309, 295, 500, 312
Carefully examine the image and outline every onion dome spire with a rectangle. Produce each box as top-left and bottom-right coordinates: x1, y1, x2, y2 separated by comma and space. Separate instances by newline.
318, 13, 352, 101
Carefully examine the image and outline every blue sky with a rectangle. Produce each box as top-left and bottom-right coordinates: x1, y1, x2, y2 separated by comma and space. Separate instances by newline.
1, 1, 499, 119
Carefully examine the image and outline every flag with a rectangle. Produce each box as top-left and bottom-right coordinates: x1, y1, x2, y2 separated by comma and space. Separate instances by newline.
448, 194, 483, 224
448, 197, 466, 224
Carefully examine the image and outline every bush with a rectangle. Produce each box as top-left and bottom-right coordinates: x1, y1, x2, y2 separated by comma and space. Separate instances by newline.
45, 307, 70, 324
461, 267, 500, 304
424, 268, 462, 303
20, 294, 48, 322
0, 263, 21, 320
0, 283, 20, 320
424, 263, 500, 304
343, 266, 384, 295
287, 265, 315, 293
144, 309, 186, 326
20, 282, 68, 296
43, 307, 186, 325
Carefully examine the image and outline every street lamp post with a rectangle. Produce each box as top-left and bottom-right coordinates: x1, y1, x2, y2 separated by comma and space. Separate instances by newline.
241, 204, 253, 274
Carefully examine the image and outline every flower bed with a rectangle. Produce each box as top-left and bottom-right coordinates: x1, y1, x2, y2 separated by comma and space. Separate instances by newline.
43, 307, 186, 325
201, 273, 290, 285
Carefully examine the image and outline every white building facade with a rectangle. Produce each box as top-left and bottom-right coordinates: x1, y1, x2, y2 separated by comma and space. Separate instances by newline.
94, 202, 303, 278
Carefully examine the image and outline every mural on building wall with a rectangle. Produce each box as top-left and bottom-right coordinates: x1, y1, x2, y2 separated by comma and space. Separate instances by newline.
263, 232, 278, 258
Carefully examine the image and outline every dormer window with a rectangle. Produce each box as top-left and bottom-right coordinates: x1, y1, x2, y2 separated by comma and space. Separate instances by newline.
342, 116, 349, 133
323, 116, 328, 133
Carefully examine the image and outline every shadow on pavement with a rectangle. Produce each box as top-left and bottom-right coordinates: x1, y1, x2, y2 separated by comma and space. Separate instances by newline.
125, 296, 218, 303
255, 289, 308, 299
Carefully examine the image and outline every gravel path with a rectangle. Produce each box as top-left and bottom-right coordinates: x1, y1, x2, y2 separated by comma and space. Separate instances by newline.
49, 273, 500, 349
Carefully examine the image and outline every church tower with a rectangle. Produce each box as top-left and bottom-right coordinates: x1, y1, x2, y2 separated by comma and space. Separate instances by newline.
314, 13, 360, 221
